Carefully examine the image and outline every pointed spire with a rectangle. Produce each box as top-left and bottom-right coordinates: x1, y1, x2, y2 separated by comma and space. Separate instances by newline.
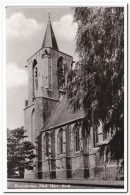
42, 13, 59, 50
48, 10, 50, 21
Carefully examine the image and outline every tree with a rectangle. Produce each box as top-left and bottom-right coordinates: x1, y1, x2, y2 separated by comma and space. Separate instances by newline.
67, 7, 124, 162
7, 127, 36, 178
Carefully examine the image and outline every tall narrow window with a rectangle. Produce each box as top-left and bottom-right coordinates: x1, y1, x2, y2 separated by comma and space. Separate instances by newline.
50, 130, 56, 179
35, 67, 38, 77
93, 125, 98, 148
75, 126, 80, 152
32, 59, 37, 97
44, 133, 49, 157
51, 130, 55, 158
34, 66, 38, 91
31, 109, 35, 143
58, 129, 63, 154
57, 56, 65, 89
66, 126, 71, 156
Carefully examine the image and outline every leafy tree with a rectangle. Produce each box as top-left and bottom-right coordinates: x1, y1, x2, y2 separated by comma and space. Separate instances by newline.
7, 127, 36, 178
67, 7, 124, 162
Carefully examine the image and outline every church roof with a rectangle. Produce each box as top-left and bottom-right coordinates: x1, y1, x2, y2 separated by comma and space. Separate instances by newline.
42, 95, 84, 131
42, 16, 59, 50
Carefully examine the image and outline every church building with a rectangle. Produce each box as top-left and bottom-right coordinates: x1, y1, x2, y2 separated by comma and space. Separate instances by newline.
24, 15, 122, 181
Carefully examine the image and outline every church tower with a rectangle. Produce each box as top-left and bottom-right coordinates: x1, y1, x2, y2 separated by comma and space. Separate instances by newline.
24, 15, 73, 144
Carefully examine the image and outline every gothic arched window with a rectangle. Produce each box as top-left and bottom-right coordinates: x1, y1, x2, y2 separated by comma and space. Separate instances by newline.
51, 130, 55, 158
74, 124, 80, 152
93, 125, 98, 148
44, 133, 49, 157
34, 66, 38, 91
32, 59, 38, 93
35, 67, 38, 77
58, 128, 63, 154
57, 56, 65, 89
31, 109, 35, 143
66, 126, 71, 156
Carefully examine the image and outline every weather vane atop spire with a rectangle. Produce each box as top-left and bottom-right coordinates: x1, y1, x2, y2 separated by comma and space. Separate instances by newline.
48, 10, 51, 21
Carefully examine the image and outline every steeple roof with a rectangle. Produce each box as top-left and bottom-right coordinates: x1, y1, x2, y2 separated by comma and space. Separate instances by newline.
42, 14, 59, 50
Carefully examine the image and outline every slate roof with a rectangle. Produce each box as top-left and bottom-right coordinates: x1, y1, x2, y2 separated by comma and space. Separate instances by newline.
42, 95, 84, 131
42, 18, 59, 50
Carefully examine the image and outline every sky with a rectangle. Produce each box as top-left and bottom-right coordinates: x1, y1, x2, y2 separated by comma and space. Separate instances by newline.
6, 7, 78, 129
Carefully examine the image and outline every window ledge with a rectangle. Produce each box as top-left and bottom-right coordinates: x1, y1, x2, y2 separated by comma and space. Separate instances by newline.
97, 136, 112, 146
59, 154, 64, 157
89, 148, 99, 155
93, 147, 99, 150
97, 141, 109, 146
97, 140, 110, 146
75, 151, 80, 154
